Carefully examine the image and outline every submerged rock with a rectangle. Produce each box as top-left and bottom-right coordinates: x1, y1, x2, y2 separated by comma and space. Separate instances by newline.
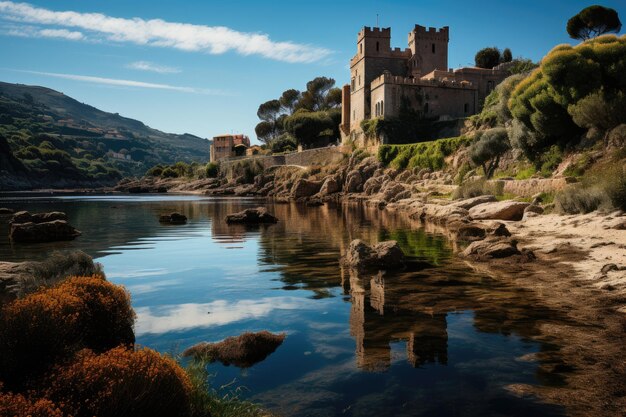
11, 211, 67, 224
469, 201, 530, 221
345, 239, 405, 269
159, 212, 187, 224
226, 207, 278, 224
9, 220, 81, 243
182, 331, 286, 368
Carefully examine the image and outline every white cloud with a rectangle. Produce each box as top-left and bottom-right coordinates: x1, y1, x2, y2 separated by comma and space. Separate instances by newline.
17, 69, 228, 95
127, 60, 180, 74
0, 1, 332, 63
39, 28, 83, 40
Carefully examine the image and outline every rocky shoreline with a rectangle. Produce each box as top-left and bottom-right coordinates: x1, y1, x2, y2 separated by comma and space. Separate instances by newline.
109, 154, 626, 415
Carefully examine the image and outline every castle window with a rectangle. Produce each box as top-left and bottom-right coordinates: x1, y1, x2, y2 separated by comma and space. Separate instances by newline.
376, 41, 379, 52
380, 100, 384, 116
360, 43, 363, 54
351, 78, 355, 92
464, 103, 469, 113
359, 75, 361, 86
424, 103, 429, 113
432, 43, 436, 53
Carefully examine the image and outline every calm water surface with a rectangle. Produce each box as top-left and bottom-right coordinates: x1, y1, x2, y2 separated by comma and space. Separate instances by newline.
0, 194, 567, 417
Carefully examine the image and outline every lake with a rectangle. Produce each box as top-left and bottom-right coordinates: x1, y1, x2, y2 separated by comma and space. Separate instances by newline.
0, 194, 567, 417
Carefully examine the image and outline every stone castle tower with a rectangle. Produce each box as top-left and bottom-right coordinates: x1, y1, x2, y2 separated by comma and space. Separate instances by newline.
341, 23, 506, 148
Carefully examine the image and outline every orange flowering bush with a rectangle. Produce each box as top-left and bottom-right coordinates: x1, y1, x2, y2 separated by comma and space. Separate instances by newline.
0, 276, 134, 387
43, 346, 192, 417
0, 386, 65, 417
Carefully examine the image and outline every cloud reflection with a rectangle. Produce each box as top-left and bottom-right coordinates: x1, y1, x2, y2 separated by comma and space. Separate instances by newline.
135, 297, 310, 335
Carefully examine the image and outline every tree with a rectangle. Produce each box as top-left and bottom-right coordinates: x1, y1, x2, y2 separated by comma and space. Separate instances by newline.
567, 5, 622, 40
279, 89, 300, 113
297, 77, 336, 111
470, 128, 510, 178
283, 110, 334, 148
502, 48, 513, 63
324, 87, 343, 109
257, 99, 281, 123
255, 100, 282, 144
475, 47, 502, 69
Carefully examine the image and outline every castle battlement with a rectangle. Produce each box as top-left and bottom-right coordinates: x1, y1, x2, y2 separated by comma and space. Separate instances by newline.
370, 73, 474, 90
411, 24, 449, 35
358, 26, 391, 40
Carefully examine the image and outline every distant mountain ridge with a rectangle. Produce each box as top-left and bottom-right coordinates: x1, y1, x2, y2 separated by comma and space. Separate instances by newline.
0, 81, 211, 190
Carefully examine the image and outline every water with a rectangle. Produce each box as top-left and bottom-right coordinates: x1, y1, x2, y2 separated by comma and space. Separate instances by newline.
0, 194, 567, 416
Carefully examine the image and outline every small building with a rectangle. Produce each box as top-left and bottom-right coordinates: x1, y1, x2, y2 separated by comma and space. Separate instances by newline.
210, 134, 250, 162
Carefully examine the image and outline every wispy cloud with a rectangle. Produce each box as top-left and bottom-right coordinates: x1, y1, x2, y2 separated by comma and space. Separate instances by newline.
127, 60, 181, 74
0, 1, 332, 63
16, 69, 229, 95
39, 28, 83, 40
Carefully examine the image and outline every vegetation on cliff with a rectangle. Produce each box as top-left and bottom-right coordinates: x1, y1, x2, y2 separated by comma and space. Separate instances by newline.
0, 82, 210, 190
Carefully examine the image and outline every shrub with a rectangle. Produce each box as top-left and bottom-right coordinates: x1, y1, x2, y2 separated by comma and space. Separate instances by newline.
43, 346, 192, 417
0, 389, 64, 417
469, 128, 510, 178
23, 251, 104, 295
554, 185, 611, 214
0, 276, 134, 387
475, 47, 502, 69
568, 90, 626, 131
205, 162, 219, 178
161, 167, 178, 178
378, 136, 471, 171
452, 178, 504, 200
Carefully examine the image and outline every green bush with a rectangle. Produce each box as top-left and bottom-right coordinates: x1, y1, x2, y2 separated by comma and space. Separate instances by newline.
469, 128, 510, 178
205, 162, 219, 178
161, 167, 178, 178
378, 136, 472, 171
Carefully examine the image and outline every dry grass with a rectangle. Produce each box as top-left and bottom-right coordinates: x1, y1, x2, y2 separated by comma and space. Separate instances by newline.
183, 331, 286, 368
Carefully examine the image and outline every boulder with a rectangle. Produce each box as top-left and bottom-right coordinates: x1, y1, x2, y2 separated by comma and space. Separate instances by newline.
159, 212, 187, 224
11, 211, 68, 224
345, 170, 363, 193
183, 331, 286, 368
381, 182, 406, 202
226, 207, 278, 224
363, 177, 383, 195
9, 220, 81, 243
452, 195, 497, 210
396, 170, 412, 183
291, 179, 323, 198
345, 239, 405, 269
0, 208, 15, 215
469, 201, 531, 221
318, 176, 340, 196
463, 237, 521, 258
456, 223, 487, 241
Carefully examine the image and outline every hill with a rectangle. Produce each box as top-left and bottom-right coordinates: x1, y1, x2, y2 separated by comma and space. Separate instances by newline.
0, 82, 211, 190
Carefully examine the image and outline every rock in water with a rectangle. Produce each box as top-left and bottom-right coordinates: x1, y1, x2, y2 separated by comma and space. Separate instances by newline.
9, 220, 81, 243
469, 201, 530, 221
225, 207, 278, 224
345, 239, 405, 269
11, 211, 67, 224
291, 179, 323, 198
159, 212, 187, 224
182, 331, 286, 368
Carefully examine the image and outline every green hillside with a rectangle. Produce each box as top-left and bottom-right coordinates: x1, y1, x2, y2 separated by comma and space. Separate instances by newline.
0, 82, 211, 190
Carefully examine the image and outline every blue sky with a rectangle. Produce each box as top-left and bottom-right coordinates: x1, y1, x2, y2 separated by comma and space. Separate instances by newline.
1, 0, 624, 143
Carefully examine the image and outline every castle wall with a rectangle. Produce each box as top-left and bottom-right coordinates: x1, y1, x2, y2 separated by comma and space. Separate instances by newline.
408, 25, 449, 75
370, 75, 477, 121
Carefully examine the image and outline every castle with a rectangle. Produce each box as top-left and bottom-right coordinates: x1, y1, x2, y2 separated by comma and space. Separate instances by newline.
340, 24, 508, 146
